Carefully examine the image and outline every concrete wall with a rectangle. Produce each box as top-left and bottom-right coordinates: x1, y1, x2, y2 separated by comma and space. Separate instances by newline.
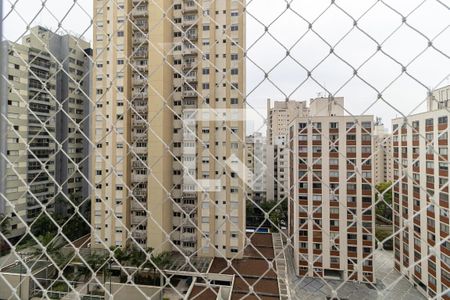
0, 273, 31, 300
105, 282, 161, 300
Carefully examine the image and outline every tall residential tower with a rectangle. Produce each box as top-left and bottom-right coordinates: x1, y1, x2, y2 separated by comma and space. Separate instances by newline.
91, 0, 246, 258
0, 26, 91, 242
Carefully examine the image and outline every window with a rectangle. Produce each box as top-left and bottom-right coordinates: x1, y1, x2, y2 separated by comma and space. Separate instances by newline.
329, 122, 338, 129
361, 121, 372, 128
438, 116, 448, 124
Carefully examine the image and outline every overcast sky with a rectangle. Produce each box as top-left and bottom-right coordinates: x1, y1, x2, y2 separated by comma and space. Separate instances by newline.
3, 0, 450, 134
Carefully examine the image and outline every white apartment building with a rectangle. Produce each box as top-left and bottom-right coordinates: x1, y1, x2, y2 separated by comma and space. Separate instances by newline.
392, 85, 449, 299
289, 97, 375, 283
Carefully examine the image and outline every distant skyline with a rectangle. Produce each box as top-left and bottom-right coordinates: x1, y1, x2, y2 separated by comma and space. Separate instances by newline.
3, 0, 449, 134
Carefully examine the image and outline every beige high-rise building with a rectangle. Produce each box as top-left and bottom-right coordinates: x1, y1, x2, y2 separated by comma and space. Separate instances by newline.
245, 132, 267, 203
91, 0, 246, 258
266, 99, 310, 202
392, 85, 449, 299
374, 120, 393, 184
288, 97, 376, 283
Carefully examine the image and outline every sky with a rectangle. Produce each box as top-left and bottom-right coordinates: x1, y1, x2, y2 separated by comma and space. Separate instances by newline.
2, 0, 450, 134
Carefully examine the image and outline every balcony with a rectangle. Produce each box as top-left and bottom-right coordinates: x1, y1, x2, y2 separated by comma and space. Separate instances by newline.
131, 215, 146, 224
133, 77, 146, 86
133, 50, 148, 58
132, 9, 148, 17
132, 230, 147, 239
183, 61, 197, 70
185, 34, 198, 42
132, 160, 147, 169
182, 203, 196, 211
132, 90, 148, 98
132, 173, 147, 182
181, 234, 196, 242
131, 201, 146, 210
132, 118, 147, 127
132, 63, 148, 72
133, 36, 148, 45
183, 18, 198, 28
182, 89, 197, 98
133, 188, 147, 197
133, 146, 148, 155
182, 99, 197, 108
182, 47, 197, 56
184, 72, 197, 83
134, 105, 147, 115
182, 2, 198, 13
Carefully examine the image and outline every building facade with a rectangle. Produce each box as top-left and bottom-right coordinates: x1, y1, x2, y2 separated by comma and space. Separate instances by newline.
0, 27, 91, 241
91, 0, 246, 258
22, 27, 92, 215
392, 85, 449, 299
289, 98, 375, 283
266, 99, 310, 203
245, 132, 267, 203
0, 42, 31, 240
373, 120, 393, 184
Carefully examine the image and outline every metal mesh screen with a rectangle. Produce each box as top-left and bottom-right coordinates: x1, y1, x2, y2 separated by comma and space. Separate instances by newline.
0, 0, 449, 299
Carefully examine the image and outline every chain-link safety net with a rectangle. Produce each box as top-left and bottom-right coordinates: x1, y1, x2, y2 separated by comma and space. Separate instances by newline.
0, 0, 449, 299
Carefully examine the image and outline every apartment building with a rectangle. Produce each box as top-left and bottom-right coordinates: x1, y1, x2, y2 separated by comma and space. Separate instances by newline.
373, 120, 393, 184
427, 84, 450, 111
392, 85, 449, 299
245, 132, 267, 203
289, 97, 375, 283
0, 27, 91, 241
0, 42, 31, 240
22, 27, 92, 214
91, 0, 246, 258
266, 99, 310, 202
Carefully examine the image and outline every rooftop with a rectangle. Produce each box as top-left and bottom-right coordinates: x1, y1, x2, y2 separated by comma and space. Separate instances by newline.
1, 260, 51, 274
207, 233, 280, 299
189, 285, 220, 300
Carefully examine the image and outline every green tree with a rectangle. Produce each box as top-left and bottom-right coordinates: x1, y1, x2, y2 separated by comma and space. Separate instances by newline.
375, 181, 393, 221
30, 213, 58, 237
80, 253, 108, 294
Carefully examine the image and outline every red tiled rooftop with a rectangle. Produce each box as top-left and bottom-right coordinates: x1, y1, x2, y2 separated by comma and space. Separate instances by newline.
209, 257, 277, 278
244, 243, 274, 259
189, 285, 219, 300
246, 232, 274, 248
207, 233, 280, 299
231, 293, 280, 300
233, 277, 279, 295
